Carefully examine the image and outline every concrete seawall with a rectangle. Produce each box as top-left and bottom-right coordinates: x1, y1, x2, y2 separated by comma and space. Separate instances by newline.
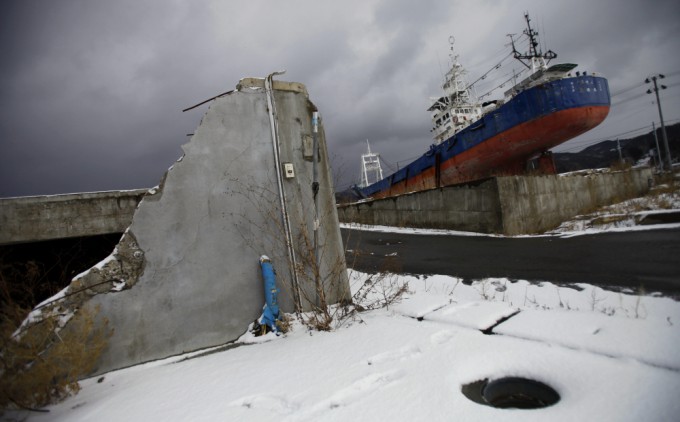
337, 167, 654, 235
17, 77, 350, 375
338, 178, 503, 233
0, 190, 147, 245
497, 168, 653, 235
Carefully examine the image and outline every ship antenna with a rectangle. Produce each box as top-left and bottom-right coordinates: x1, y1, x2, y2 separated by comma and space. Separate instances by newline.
448, 36, 456, 64
507, 33, 520, 64
512, 12, 557, 72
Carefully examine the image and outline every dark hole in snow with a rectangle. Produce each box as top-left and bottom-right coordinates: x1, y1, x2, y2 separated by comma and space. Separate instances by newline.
462, 377, 560, 409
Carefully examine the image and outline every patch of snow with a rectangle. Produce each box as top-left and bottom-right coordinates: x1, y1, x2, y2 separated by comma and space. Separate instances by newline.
425, 301, 518, 331
72, 252, 117, 281
555, 222, 680, 238
110, 281, 126, 292
340, 222, 502, 237
10, 270, 680, 421
35, 285, 70, 310
494, 309, 680, 370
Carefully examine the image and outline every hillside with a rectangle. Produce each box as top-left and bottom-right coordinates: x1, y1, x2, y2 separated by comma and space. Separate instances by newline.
554, 122, 680, 172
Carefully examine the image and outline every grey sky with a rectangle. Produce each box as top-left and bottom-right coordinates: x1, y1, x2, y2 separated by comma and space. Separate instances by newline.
1, 0, 679, 197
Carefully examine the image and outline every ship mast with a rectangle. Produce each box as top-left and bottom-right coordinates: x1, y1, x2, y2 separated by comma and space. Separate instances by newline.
509, 13, 557, 73
427, 37, 483, 144
442, 36, 478, 108
359, 140, 384, 188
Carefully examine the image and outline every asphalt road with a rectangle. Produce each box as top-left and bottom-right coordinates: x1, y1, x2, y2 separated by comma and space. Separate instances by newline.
342, 227, 680, 296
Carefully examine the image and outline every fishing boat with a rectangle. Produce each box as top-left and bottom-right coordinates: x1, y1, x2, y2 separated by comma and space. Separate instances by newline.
356, 13, 610, 199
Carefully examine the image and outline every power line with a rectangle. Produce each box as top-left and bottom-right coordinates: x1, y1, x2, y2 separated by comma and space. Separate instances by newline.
611, 81, 680, 106
645, 74, 673, 170
610, 73, 678, 101
611, 91, 650, 107
660, 81, 680, 90
558, 125, 653, 152
662, 69, 680, 78
379, 156, 398, 173
610, 81, 646, 97
557, 118, 680, 153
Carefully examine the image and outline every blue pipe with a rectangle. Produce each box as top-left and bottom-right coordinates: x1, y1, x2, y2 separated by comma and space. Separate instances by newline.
259, 255, 280, 332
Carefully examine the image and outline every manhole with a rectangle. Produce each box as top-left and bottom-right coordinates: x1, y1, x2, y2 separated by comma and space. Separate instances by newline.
461, 377, 560, 409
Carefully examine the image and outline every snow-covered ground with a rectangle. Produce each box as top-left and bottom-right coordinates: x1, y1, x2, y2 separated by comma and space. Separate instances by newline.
6, 183, 680, 422
8, 272, 680, 422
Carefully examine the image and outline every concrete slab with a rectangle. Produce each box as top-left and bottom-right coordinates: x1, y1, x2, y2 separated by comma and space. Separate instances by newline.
493, 309, 680, 370
0, 190, 146, 245
27, 76, 350, 375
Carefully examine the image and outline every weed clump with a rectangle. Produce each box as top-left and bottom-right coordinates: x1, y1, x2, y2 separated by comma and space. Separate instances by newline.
0, 270, 111, 412
609, 160, 632, 172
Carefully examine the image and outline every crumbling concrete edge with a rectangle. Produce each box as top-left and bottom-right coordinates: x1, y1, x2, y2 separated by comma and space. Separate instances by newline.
69, 230, 146, 297
18, 230, 145, 336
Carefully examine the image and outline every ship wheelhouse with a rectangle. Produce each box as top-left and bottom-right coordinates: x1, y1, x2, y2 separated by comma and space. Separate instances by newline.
428, 40, 482, 145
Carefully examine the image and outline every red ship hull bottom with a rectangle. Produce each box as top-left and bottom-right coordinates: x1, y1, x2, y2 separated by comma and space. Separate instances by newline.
372, 105, 610, 199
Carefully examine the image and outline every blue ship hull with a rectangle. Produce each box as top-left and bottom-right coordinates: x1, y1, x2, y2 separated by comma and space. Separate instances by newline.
359, 75, 610, 199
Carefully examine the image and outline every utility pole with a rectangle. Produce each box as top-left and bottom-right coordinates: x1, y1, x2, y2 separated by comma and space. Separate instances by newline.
646, 75, 672, 171
652, 122, 662, 171
616, 138, 623, 163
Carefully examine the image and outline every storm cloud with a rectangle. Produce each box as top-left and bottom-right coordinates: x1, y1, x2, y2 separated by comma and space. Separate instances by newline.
1, 0, 679, 197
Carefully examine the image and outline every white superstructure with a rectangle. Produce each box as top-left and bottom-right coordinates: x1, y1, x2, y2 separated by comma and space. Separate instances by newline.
427, 37, 483, 145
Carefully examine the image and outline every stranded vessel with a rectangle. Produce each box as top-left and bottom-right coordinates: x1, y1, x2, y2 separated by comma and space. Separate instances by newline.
356, 14, 610, 199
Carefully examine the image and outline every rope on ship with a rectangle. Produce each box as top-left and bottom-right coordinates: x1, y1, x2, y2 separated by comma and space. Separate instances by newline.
464, 34, 532, 100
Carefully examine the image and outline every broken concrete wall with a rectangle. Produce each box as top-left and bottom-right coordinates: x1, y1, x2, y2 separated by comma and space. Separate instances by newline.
0, 190, 146, 245
498, 167, 653, 235
337, 168, 653, 235
336, 179, 503, 233
31, 77, 349, 375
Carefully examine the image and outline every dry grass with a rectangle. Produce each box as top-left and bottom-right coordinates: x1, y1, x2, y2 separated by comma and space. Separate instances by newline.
609, 160, 633, 172
649, 178, 679, 195
0, 270, 111, 412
